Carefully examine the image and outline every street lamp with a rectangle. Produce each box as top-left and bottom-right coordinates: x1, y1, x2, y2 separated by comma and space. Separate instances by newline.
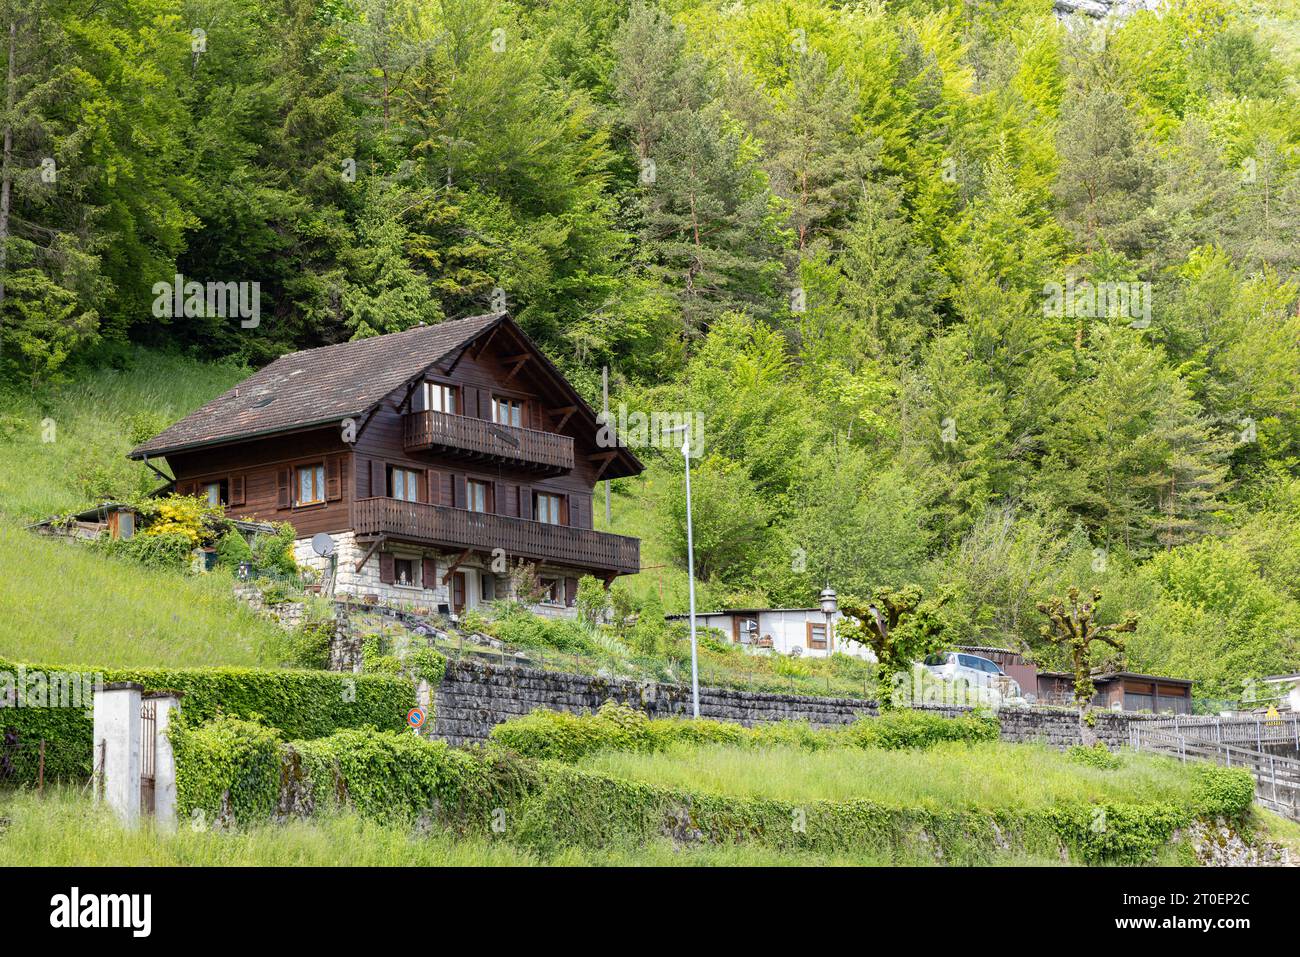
667, 424, 700, 718
819, 585, 837, 657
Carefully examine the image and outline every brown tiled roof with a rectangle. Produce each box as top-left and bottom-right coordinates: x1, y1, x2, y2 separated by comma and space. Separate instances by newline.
129, 312, 504, 458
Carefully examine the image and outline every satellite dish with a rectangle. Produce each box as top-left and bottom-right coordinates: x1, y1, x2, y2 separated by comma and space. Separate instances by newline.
311, 532, 336, 558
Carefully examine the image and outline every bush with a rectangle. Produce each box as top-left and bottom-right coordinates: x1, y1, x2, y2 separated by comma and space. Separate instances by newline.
90, 531, 193, 571
250, 523, 297, 576
277, 617, 333, 670
489, 702, 999, 763
1068, 742, 1122, 770
575, 576, 609, 625
170, 716, 283, 826
215, 528, 254, 570
492, 608, 597, 655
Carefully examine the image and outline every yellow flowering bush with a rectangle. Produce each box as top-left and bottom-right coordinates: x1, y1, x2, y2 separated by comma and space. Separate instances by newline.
141, 494, 224, 546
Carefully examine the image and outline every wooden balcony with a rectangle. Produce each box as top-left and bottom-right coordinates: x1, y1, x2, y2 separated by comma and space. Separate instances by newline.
351, 497, 640, 575
403, 410, 574, 473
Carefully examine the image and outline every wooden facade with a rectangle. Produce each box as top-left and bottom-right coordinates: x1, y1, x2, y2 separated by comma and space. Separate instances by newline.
139, 314, 642, 590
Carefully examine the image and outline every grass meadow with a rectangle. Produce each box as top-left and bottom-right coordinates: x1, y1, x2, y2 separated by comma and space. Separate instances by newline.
0, 788, 1078, 867
579, 741, 1204, 810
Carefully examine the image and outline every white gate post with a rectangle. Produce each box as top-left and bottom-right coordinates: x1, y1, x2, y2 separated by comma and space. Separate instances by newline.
150, 692, 183, 830
92, 682, 142, 825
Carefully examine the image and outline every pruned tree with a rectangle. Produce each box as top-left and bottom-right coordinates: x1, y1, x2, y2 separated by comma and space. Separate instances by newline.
1037, 587, 1138, 746
839, 584, 952, 709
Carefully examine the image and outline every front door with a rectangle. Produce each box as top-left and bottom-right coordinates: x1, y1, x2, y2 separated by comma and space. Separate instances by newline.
452, 572, 467, 615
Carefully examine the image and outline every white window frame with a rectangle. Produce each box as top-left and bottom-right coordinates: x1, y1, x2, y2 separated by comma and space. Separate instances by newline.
424, 382, 457, 414
534, 492, 562, 525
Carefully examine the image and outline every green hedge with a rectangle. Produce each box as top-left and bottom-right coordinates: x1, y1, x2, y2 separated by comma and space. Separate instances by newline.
176, 722, 535, 829
488, 702, 1000, 763
0, 654, 416, 787
170, 717, 283, 827
166, 715, 1255, 865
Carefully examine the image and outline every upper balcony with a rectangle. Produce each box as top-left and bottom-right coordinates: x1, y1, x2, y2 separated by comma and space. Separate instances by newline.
402, 409, 574, 474
352, 496, 640, 576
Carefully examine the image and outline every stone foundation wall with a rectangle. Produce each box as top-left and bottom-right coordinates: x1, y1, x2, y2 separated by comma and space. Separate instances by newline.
433, 659, 1156, 748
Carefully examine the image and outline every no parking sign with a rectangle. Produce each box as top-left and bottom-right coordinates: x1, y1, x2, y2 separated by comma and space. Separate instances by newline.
407, 707, 426, 731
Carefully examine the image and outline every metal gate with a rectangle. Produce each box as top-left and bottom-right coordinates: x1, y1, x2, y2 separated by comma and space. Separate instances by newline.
140, 698, 156, 813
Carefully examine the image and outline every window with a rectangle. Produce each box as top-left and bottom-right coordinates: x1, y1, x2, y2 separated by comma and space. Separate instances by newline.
534, 492, 563, 524
539, 577, 560, 605
296, 464, 325, 505
467, 479, 491, 513
393, 557, 416, 587
389, 466, 420, 502
203, 479, 229, 507
424, 382, 457, 414
736, 617, 758, 644
808, 623, 827, 650
492, 396, 524, 428
481, 574, 496, 602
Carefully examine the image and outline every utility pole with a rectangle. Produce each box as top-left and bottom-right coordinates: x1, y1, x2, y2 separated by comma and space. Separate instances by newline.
667, 424, 699, 718
602, 365, 611, 526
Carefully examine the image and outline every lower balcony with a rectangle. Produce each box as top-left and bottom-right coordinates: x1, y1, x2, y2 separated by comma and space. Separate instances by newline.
351, 496, 640, 575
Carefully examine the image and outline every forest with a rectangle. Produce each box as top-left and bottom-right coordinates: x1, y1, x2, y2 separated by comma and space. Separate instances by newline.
2, 0, 1299, 700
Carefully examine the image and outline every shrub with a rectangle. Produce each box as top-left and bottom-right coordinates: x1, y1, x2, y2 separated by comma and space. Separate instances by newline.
492, 608, 596, 655
215, 528, 254, 570
489, 702, 999, 762
277, 617, 333, 670
170, 716, 283, 826
140, 494, 223, 547
575, 576, 609, 625
91, 531, 193, 571
250, 522, 298, 576
841, 709, 999, 750
1190, 764, 1256, 819
1068, 742, 1122, 770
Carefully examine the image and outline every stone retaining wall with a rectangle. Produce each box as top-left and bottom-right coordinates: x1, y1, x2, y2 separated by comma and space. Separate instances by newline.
433, 659, 1158, 748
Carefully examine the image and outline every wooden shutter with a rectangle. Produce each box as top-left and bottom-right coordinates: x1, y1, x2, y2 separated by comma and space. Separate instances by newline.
501, 483, 518, 518
452, 473, 465, 508
176, 479, 197, 497
425, 469, 442, 505
565, 577, 578, 607
561, 493, 571, 526
421, 556, 438, 591
370, 459, 386, 499
325, 456, 342, 501
518, 483, 532, 520
276, 469, 291, 509
229, 474, 246, 507
491, 481, 500, 514
379, 552, 395, 584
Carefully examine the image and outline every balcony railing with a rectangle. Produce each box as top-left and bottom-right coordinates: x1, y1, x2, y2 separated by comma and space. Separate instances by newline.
352, 496, 639, 575
403, 410, 574, 473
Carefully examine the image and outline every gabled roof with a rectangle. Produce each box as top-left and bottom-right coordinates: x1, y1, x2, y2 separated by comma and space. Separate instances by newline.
128, 312, 642, 478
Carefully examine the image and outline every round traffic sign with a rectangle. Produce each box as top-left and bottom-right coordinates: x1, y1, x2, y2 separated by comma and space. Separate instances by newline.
407, 707, 426, 729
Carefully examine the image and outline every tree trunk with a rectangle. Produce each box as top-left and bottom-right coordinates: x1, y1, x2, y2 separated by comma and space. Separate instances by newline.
1078, 702, 1098, 747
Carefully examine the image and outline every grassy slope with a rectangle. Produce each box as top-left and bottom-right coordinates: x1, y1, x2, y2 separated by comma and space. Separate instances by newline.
0, 788, 1071, 866
580, 741, 1203, 809
0, 350, 283, 667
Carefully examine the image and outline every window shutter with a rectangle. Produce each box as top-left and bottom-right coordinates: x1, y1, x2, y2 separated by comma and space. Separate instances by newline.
421, 556, 438, 590
501, 483, 517, 518
379, 552, 395, 584
565, 577, 578, 607
412, 381, 427, 412
370, 459, 386, 499
176, 479, 196, 497
561, 493, 571, 526
491, 480, 500, 514
229, 474, 246, 507
276, 469, 291, 509
325, 456, 342, 501
519, 484, 532, 520
426, 469, 442, 505
452, 473, 465, 508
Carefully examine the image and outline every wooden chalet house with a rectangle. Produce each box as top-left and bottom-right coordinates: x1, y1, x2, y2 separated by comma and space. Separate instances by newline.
129, 312, 643, 616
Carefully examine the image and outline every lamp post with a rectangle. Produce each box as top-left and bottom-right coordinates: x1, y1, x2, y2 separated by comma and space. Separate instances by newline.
667, 425, 700, 718
819, 586, 838, 657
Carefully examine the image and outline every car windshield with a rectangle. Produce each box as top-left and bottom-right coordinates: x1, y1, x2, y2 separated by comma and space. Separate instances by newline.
923, 654, 948, 666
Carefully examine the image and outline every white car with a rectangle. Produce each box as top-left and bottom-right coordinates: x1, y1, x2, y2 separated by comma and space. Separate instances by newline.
923, 651, 1023, 700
